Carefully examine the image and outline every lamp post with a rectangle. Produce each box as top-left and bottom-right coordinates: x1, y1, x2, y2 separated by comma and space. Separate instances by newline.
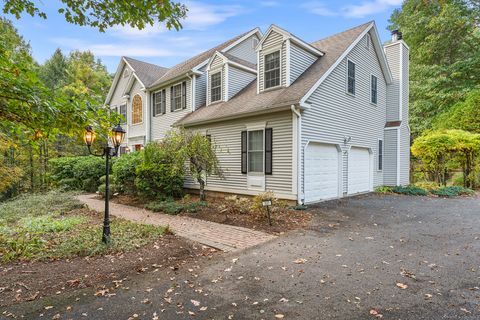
84, 124, 126, 244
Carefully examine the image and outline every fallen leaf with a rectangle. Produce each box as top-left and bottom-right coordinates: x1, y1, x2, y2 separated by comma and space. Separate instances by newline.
396, 283, 408, 289
275, 314, 285, 319
191, 300, 200, 307
45, 306, 54, 310
293, 258, 307, 264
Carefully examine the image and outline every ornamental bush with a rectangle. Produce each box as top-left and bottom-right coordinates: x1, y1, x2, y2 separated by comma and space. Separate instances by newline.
112, 151, 142, 194
391, 185, 429, 196
49, 156, 107, 192
430, 186, 474, 197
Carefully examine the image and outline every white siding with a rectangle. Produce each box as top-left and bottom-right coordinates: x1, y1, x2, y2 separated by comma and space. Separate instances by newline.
228, 66, 256, 100
258, 30, 286, 92
226, 35, 259, 64
151, 79, 192, 140
127, 79, 146, 139
184, 111, 294, 199
290, 43, 317, 84
302, 31, 387, 196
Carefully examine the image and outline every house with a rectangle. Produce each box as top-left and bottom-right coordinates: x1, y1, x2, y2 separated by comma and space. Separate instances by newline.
104, 21, 410, 204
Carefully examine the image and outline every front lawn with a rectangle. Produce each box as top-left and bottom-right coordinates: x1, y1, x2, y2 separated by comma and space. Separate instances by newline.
0, 191, 166, 262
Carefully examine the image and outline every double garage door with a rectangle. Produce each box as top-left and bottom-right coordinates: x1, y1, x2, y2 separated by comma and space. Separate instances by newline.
304, 143, 372, 203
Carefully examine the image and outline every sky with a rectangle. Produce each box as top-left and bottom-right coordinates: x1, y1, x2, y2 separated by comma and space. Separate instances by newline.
5, 0, 403, 73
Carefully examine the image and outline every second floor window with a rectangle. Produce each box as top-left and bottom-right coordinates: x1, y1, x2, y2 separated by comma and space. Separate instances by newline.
264, 51, 280, 89
210, 72, 222, 103
171, 82, 186, 111
347, 60, 355, 95
153, 89, 166, 116
119, 104, 127, 123
371, 75, 378, 104
132, 95, 142, 124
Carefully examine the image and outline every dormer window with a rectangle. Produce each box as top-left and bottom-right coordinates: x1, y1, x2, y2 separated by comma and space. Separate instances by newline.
264, 51, 280, 89
210, 72, 222, 103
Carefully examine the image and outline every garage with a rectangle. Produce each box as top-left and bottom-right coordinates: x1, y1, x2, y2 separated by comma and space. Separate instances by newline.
348, 147, 372, 195
304, 143, 341, 203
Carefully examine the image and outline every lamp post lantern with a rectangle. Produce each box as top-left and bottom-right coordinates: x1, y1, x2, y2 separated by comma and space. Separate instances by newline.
84, 124, 126, 243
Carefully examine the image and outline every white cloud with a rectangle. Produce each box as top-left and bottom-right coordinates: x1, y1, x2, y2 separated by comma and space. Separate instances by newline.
260, 1, 280, 7
303, 0, 402, 18
182, 1, 246, 30
109, 23, 167, 39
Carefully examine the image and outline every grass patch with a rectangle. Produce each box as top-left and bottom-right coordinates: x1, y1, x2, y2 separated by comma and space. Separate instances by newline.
0, 191, 166, 262
430, 186, 475, 197
145, 200, 207, 215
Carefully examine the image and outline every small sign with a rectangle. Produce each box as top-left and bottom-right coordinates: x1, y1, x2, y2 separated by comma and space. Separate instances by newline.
262, 199, 272, 207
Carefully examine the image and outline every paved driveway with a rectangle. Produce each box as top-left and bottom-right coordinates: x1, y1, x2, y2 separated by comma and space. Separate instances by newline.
7, 194, 480, 319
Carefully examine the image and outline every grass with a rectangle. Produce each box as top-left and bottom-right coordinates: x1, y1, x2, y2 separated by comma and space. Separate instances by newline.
0, 191, 166, 262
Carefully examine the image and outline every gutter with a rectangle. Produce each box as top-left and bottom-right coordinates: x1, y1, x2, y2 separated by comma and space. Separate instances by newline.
291, 105, 303, 204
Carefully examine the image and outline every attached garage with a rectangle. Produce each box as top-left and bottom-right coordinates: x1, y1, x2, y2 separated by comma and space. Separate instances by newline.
304, 143, 341, 203
348, 147, 372, 195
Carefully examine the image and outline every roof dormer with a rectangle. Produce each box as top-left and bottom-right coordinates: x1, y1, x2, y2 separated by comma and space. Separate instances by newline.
206, 51, 257, 106
256, 25, 324, 93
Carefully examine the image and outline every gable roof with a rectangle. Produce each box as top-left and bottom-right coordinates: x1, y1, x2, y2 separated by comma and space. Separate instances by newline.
176, 21, 374, 127
206, 51, 257, 73
123, 57, 169, 87
149, 28, 261, 89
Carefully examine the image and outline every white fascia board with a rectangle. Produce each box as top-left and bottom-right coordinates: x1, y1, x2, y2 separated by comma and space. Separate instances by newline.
105, 58, 126, 105
224, 27, 263, 53
226, 60, 257, 74
257, 24, 323, 56
285, 39, 291, 86
370, 23, 393, 84
206, 51, 227, 72
299, 22, 374, 105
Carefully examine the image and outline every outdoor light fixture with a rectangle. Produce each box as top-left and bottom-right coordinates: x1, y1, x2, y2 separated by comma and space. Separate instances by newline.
84, 124, 126, 244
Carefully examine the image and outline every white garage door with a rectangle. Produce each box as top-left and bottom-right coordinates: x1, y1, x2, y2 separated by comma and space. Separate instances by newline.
348, 147, 371, 195
305, 143, 340, 203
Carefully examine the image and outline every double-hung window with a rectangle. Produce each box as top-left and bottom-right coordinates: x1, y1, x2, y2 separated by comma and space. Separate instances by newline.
347, 60, 355, 95
378, 139, 383, 171
264, 51, 280, 89
248, 130, 264, 173
371, 75, 378, 104
210, 72, 222, 103
241, 128, 273, 175
153, 89, 166, 116
171, 82, 186, 111
119, 104, 127, 124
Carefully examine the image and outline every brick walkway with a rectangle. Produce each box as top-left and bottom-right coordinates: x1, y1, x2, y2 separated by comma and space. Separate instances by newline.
76, 194, 276, 252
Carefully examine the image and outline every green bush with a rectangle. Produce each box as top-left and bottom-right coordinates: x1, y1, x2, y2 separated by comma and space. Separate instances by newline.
135, 143, 185, 199
145, 200, 207, 215
414, 181, 440, 190
49, 156, 107, 192
450, 172, 464, 187
375, 186, 394, 193
392, 185, 429, 196
73, 156, 106, 191
112, 151, 142, 194
49, 157, 83, 188
97, 183, 118, 198
431, 186, 474, 197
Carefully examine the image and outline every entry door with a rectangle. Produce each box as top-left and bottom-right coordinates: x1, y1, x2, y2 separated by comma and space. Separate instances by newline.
348, 147, 371, 194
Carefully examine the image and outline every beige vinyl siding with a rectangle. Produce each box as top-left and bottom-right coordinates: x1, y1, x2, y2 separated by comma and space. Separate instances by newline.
258, 30, 285, 92
127, 80, 146, 138
226, 35, 259, 64
302, 31, 387, 194
290, 43, 317, 84
383, 129, 398, 186
151, 79, 192, 140
184, 111, 294, 198
385, 44, 400, 121
228, 66, 256, 100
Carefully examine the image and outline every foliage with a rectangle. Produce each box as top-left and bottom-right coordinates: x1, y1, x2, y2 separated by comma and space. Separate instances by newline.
112, 151, 142, 194
97, 183, 118, 198
389, 0, 480, 136
391, 185, 429, 196
374, 186, 394, 194
430, 186, 474, 197
49, 156, 106, 192
434, 90, 480, 134
135, 142, 185, 199
2, 0, 187, 32
414, 181, 440, 190
0, 191, 165, 262
145, 199, 207, 215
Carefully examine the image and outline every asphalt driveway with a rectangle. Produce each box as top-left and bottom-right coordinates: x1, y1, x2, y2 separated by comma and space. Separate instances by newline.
5, 194, 480, 319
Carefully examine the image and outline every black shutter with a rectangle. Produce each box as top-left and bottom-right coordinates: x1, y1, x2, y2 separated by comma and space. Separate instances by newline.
182, 81, 187, 109
162, 89, 166, 114
152, 92, 156, 116
265, 128, 272, 175
241, 131, 247, 174
170, 86, 174, 112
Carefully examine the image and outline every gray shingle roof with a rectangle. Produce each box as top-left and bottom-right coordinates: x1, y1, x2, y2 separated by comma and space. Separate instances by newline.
176, 21, 372, 127
123, 57, 169, 87
149, 28, 258, 89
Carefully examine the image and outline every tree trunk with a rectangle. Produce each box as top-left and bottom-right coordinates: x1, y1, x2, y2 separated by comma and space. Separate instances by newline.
199, 178, 205, 201
29, 145, 34, 192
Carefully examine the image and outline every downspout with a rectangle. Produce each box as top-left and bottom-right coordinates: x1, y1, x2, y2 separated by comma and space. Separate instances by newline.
291, 105, 303, 204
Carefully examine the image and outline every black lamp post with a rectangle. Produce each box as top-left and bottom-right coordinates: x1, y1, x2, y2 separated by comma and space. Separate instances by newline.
84, 124, 126, 244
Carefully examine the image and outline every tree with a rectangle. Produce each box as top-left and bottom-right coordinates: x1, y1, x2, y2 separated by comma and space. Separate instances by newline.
2, 0, 187, 32
434, 89, 480, 134
389, 0, 480, 136
39, 48, 68, 91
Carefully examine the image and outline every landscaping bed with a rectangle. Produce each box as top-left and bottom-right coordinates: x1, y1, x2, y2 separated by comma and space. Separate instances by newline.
112, 194, 313, 234
375, 185, 477, 197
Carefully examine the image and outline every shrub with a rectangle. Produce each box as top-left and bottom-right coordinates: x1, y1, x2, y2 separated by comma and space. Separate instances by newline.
135, 143, 185, 199
430, 186, 474, 197
450, 172, 464, 187
49, 156, 107, 192
97, 183, 118, 198
145, 200, 206, 215
414, 181, 440, 190
73, 156, 106, 191
391, 185, 429, 196
49, 157, 83, 188
112, 151, 142, 194
375, 186, 393, 194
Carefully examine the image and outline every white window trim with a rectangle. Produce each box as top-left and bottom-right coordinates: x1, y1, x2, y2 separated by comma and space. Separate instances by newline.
131, 94, 143, 125
119, 103, 127, 124
245, 121, 267, 190
171, 81, 184, 112
209, 70, 222, 103
263, 47, 282, 91
370, 74, 378, 105
346, 58, 356, 96
247, 129, 265, 175
152, 89, 165, 117
377, 138, 383, 172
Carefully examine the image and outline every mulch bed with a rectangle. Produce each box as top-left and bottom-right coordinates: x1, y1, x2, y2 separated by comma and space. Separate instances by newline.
0, 228, 217, 308
111, 194, 313, 235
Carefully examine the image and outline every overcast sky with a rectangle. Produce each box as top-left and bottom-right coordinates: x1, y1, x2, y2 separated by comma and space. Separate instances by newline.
6, 0, 402, 73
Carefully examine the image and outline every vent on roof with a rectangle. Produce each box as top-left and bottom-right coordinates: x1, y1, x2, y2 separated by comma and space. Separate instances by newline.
391, 29, 403, 42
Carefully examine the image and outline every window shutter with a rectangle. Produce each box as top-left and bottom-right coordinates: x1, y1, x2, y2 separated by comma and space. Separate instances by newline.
265, 128, 273, 175
170, 86, 174, 112
152, 93, 156, 117
182, 81, 187, 109
241, 131, 247, 174
162, 89, 166, 114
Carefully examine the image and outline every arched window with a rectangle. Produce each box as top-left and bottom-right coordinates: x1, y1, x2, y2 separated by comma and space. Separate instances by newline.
132, 94, 143, 124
